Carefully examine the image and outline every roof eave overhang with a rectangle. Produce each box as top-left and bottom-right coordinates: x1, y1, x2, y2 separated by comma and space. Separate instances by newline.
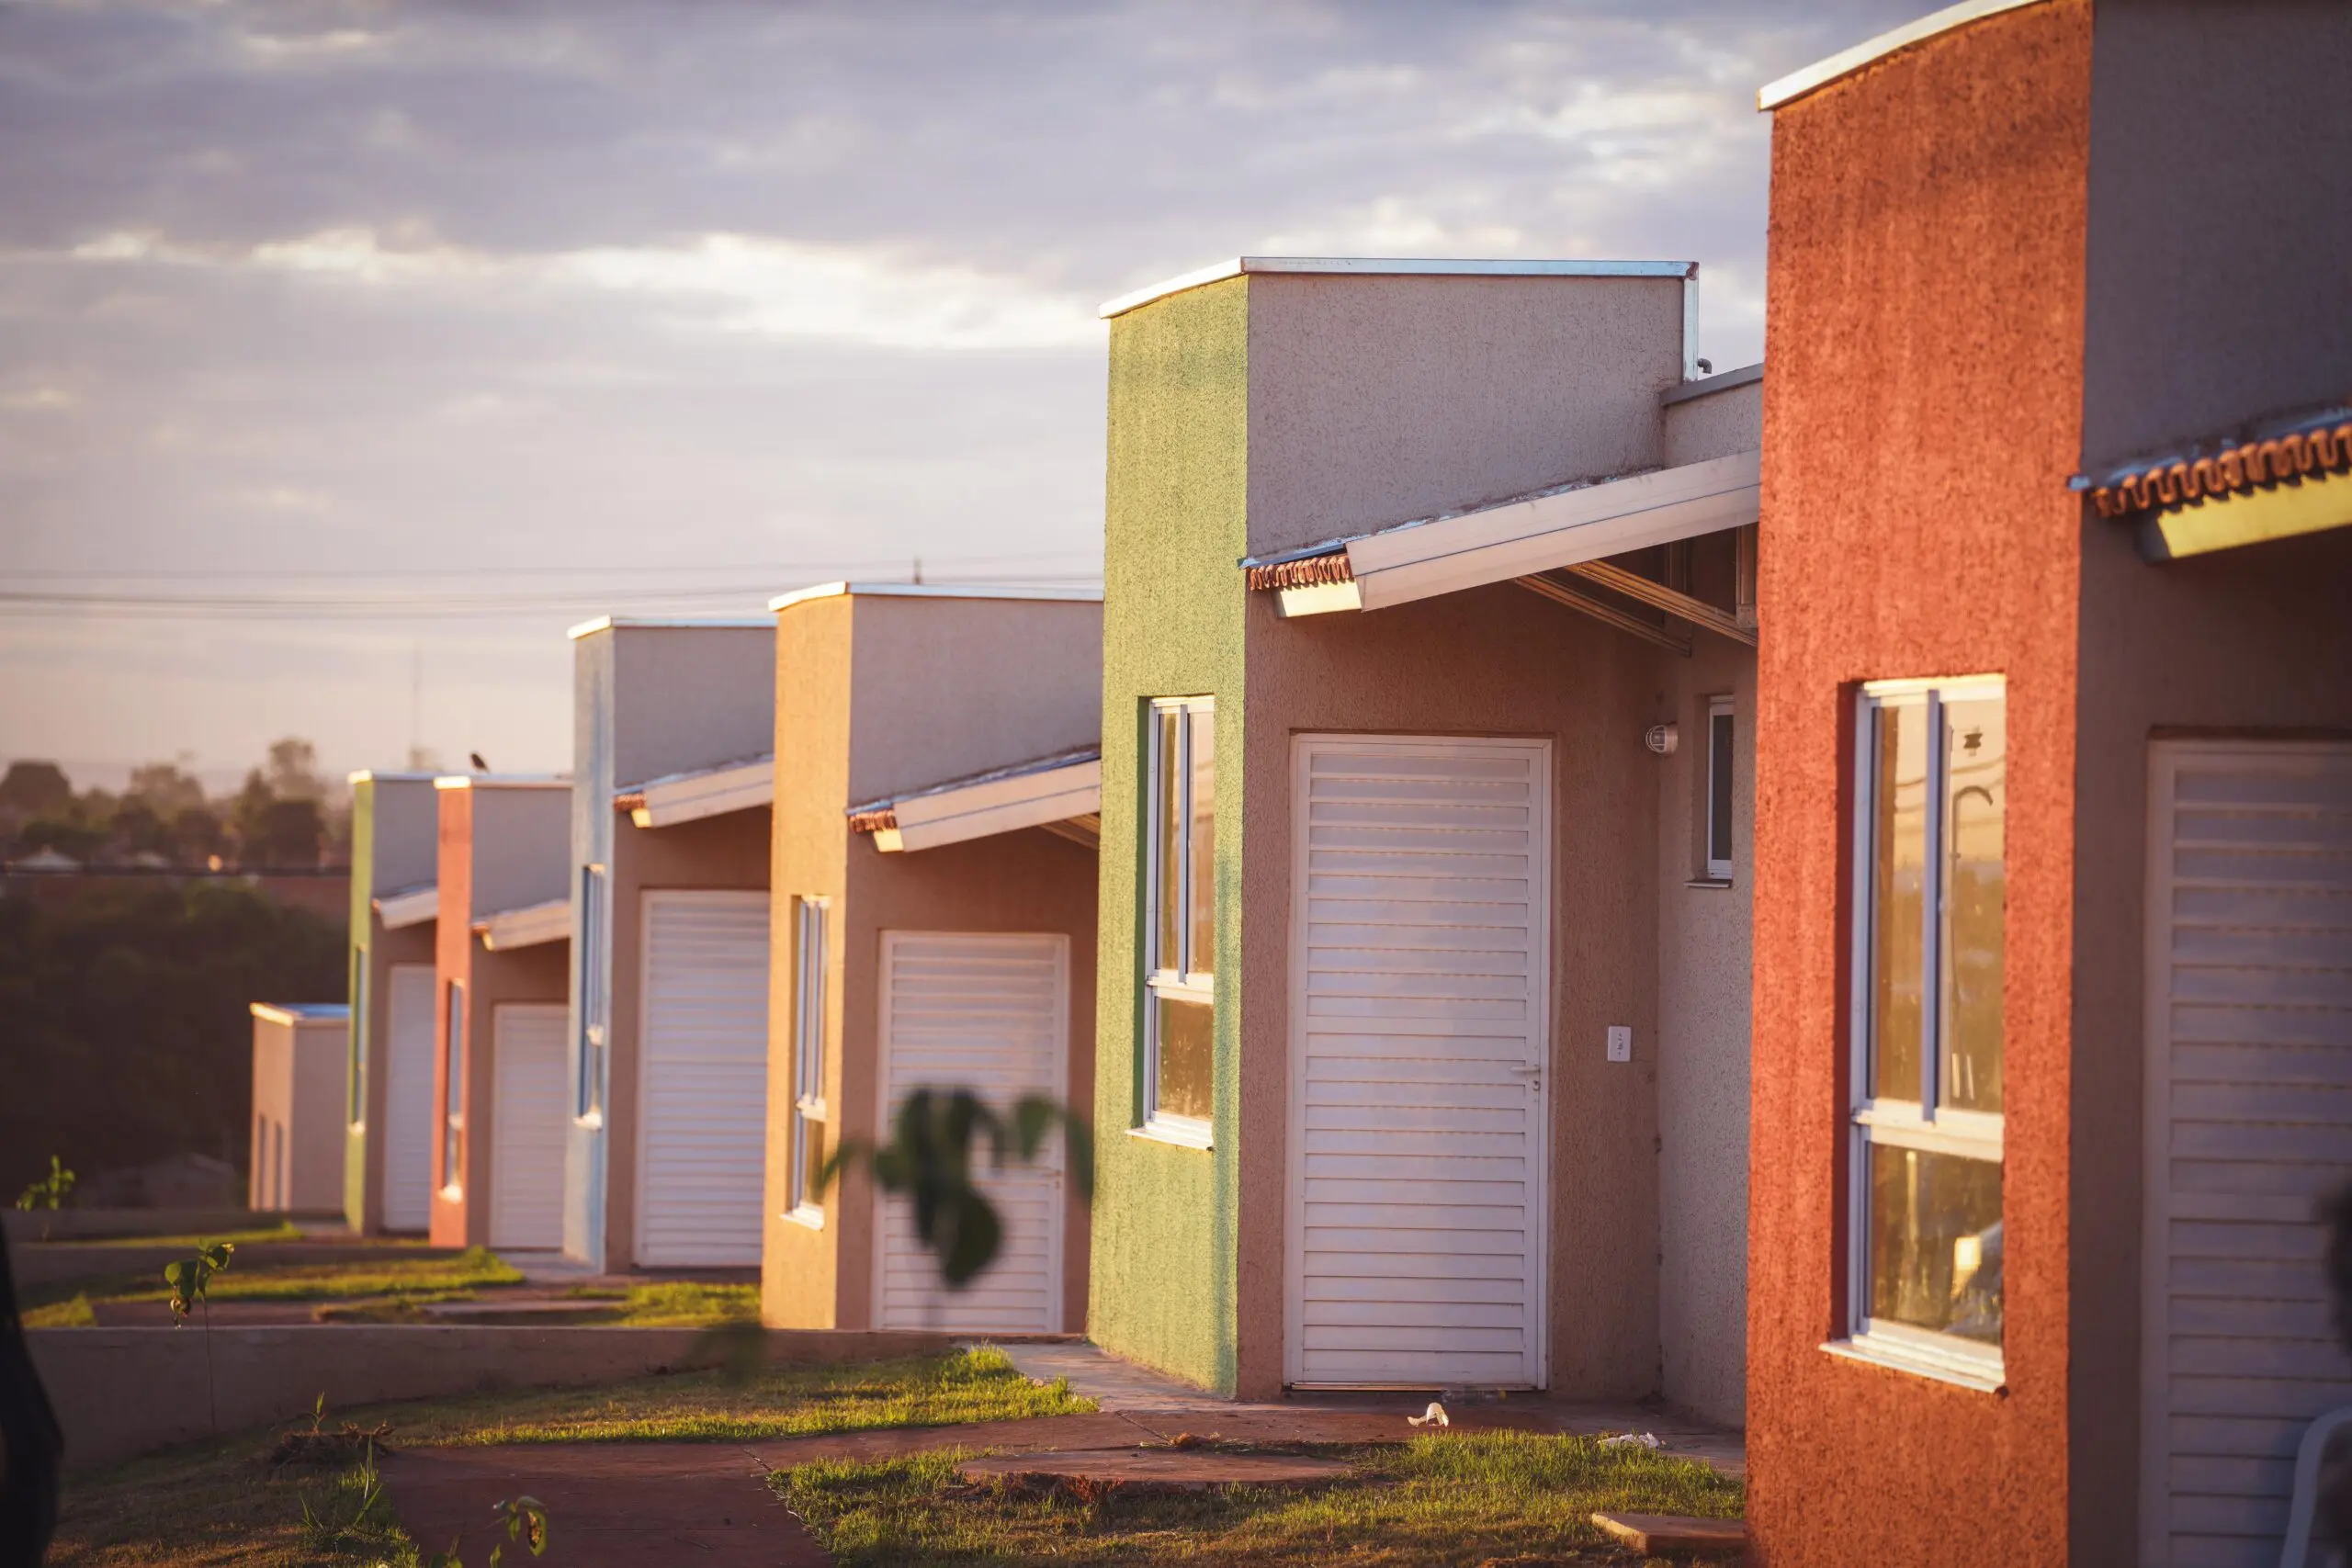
1758, 0, 2049, 112
616, 758, 775, 829
2081, 410, 2352, 562
850, 753, 1103, 854
373, 885, 439, 930
1253, 448, 1761, 618
472, 897, 571, 952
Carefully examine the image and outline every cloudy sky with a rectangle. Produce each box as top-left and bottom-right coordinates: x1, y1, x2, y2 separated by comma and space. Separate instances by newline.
0, 0, 1917, 791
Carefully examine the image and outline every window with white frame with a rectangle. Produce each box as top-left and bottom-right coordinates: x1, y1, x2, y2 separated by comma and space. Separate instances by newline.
1846, 676, 2007, 1384
442, 980, 467, 1192
575, 863, 606, 1119
1705, 694, 1736, 880
1143, 696, 1215, 1145
787, 895, 829, 1224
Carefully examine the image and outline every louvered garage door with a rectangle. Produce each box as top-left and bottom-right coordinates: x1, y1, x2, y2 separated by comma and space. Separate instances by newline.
1287, 735, 1550, 1389
875, 931, 1068, 1332
2143, 740, 2352, 1568
490, 1004, 568, 1250
635, 891, 771, 1268
383, 964, 436, 1231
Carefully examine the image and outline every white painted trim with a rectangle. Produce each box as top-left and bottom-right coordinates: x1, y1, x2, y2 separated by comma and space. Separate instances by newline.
880, 758, 1102, 853
1099, 255, 1698, 320
1336, 450, 1760, 615
1661, 362, 1764, 407
566, 615, 773, 640
1758, 0, 2048, 111
1129, 1116, 1213, 1151
374, 884, 439, 931
766, 581, 1103, 614
474, 897, 571, 952
1283, 733, 1552, 1392
1274, 580, 1363, 619
346, 770, 437, 784
623, 757, 774, 829
1822, 1326, 2005, 1393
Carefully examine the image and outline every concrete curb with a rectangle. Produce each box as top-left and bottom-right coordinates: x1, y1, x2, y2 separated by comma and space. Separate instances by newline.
31, 1325, 1068, 1470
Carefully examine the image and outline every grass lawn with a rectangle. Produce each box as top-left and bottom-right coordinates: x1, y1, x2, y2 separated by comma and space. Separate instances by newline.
23, 1246, 526, 1325
782, 1430, 1745, 1567
48, 1221, 305, 1249
48, 1348, 1094, 1567
564, 1279, 761, 1325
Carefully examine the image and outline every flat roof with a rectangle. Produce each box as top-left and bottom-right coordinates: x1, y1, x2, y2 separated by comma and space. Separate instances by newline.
1758, 0, 2047, 111
566, 615, 775, 641
346, 770, 439, 785
251, 1002, 349, 1024
433, 773, 570, 791
1099, 256, 1698, 321
1660, 362, 1763, 407
767, 581, 1104, 614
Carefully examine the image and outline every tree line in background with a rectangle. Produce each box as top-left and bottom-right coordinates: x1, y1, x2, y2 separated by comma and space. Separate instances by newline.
0, 738, 354, 871
0, 876, 347, 1198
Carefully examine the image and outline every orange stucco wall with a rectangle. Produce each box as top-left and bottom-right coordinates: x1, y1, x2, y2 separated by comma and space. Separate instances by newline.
1747, 6, 2092, 1564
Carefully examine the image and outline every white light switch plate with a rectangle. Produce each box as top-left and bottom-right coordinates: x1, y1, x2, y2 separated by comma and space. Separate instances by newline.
1606, 1026, 1632, 1063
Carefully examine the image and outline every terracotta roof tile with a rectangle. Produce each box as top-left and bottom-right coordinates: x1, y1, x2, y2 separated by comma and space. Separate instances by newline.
2091, 419, 2352, 518
1244, 551, 1355, 592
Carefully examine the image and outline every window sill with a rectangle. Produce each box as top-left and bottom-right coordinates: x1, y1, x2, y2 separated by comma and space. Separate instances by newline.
573, 1111, 605, 1132
1684, 877, 1735, 890
784, 1205, 826, 1231
1128, 1117, 1214, 1152
1822, 1331, 2004, 1393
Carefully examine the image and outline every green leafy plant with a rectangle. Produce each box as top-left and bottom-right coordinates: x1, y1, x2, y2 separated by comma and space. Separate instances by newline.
819, 1089, 1093, 1287
15, 1155, 74, 1239
429, 1495, 550, 1567
297, 1434, 391, 1554
164, 1240, 233, 1432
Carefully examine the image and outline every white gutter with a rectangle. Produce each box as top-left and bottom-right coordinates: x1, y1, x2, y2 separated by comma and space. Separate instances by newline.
1272, 448, 1761, 617
473, 897, 570, 952
374, 884, 438, 930
1758, 0, 2047, 111
617, 756, 775, 829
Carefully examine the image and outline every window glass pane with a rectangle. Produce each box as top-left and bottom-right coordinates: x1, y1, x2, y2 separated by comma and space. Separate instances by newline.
1708, 708, 1735, 867
1870, 703, 1927, 1102
1155, 993, 1214, 1122
1943, 697, 2006, 1114
1155, 707, 1182, 971
1188, 706, 1216, 976
349, 956, 368, 1122
444, 985, 466, 1186
798, 1116, 826, 1211
1867, 1140, 2002, 1343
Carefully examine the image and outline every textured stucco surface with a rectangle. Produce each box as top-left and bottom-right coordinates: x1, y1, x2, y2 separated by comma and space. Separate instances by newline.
250, 1017, 346, 1213
345, 776, 440, 1232
1748, 6, 2091, 1564
1654, 635, 1755, 1427
2080, 2, 2352, 465
1088, 276, 1250, 1393
1662, 378, 1763, 470
431, 784, 571, 1249
1243, 274, 1684, 557
764, 592, 1102, 1334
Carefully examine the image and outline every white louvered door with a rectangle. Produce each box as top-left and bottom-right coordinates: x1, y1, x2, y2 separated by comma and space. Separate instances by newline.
2143, 740, 2352, 1568
1286, 735, 1550, 1390
490, 1003, 568, 1250
382, 964, 436, 1231
635, 891, 771, 1267
874, 931, 1068, 1332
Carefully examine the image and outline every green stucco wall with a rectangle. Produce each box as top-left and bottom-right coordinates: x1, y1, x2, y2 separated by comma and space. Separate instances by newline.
343, 780, 376, 1228
1087, 276, 1251, 1393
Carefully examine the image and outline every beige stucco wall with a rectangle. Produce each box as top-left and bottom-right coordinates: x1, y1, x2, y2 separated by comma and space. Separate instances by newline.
1235, 578, 1670, 1399
1651, 635, 1755, 1427
764, 590, 1103, 1331
1243, 273, 1687, 557
610, 626, 775, 787
250, 1017, 347, 1213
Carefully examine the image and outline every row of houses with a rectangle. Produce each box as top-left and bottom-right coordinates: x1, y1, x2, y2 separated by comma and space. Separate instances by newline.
248, 3, 2352, 1563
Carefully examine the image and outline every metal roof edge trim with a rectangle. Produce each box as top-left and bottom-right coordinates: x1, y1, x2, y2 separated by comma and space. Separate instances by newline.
347, 770, 439, 784
1758, 0, 2048, 111
845, 744, 1104, 820
613, 753, 775, 799
250, 1001, 351, 1024
766, 581, 1103, 613
1098, 256, 1698, 320
567, 615, 774, 640
433, 773, 571, 791
1660, 362, 1765, 407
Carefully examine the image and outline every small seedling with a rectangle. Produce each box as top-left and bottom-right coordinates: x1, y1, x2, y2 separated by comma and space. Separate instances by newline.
428, 1494, 550, 1567
15, 1156, 74, 1240
297, 1436, 390, 1553
164, 1241, 234, 1432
